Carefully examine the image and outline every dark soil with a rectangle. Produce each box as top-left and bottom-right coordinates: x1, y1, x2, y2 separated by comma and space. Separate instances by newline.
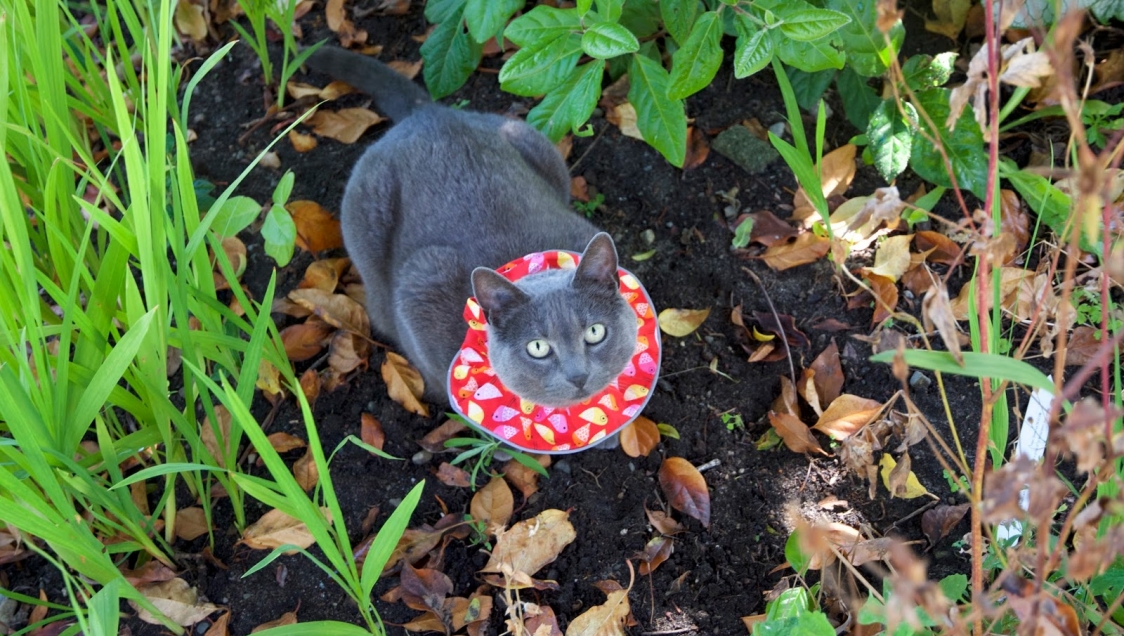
6, 7, 1025, 636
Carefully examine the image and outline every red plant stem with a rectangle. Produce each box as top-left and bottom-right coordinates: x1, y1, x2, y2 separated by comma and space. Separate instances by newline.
970, 3, 1003, 634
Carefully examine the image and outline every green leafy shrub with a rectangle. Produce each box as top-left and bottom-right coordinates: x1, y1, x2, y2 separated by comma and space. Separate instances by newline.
420, 0, 904, 167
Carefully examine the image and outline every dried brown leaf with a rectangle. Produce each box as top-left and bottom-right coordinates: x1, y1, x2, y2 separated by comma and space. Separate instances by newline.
1064, 326, 1101, 367
419, 419, 467, 453
658, 457, 711, 527
294, 448, 318, 491
288, 288, 369, 335
241, 508, 329, 553
808, 341, 843, 409
921, 504, 970, 546
813, 394, 882, 440
564, 589, 630, 636
435, 462, 471, 487
382, 351, 429, 417
280, 321, 334, 362
864, 235, 913, 282
619, 415, 660, 457
204, 611, 230, 636
361, 412, 385, 451
174, 0, 207, 40
682, 127, 709, 171
747, 210, 799, 247
480, 509, 576, 587
174, 507, 210, 541
504, 454, 550, 500
637, 535, 673, 575
289, 130, 318, 153
922, 279, 964, 365
645, 507, 685, 536
286, 200, 344, 253
771, 375, 799, 417
769, 411, 828, 456
131, 578, 220, 627
267, 432, 306, 453
471, 477, 514, 537
865, 272, 899, 325
251, 610, 298, 632
759, 232, 830, 271
299, 368, 320, 403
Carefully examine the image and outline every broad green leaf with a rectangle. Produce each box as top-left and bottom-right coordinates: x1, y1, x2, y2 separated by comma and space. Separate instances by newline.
667, 11, 723, 99
866, 99, 915, 183
577, 0, 593, 15
733, 15, 773, 79
775, 6, 850, 41
629, 54, 687, 167
71, 310, 156, 442
527, 62, 604, 141
596, 0, 623, 22
581, 22, 639, 58
902, 52, 957, 90
940, 574, 969, 601
909, 88, 988, 198
825, 0, 903, 77
272, 171, 294, 205
499, 33, 583, 96
788, 67, 835, 113
783, 531, 810, 575
660, 0, 699, 44
464, 0, 523, 43
1003, 165, 1099, 255
835, 66, 881, 129
505, 5, 581, 47
776, 34, 844, 73
211, 195, 260, 237
425, 0, 466, 23
869, 349, 1054, 393
421, 5, 484, 99
262, 203, 296, 266
619, 0, 660, 38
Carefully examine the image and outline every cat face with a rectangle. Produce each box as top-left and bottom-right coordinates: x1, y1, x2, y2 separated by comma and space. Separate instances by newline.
472, 234, 639, 408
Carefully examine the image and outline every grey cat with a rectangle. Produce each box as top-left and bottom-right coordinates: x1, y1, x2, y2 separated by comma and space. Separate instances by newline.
305, 47, 638, 408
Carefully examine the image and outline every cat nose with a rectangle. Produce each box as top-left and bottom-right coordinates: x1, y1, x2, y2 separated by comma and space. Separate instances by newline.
565, 371, 589, 389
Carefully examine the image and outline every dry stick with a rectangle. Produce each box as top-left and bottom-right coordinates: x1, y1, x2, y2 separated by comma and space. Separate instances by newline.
741, 267, 796, 388
567, 123, 608, 174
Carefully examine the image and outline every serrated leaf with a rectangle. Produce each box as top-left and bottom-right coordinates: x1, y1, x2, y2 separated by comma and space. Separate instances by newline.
866, 99, 915, 183
527, 62, 604, 142
776, 7, 850, 41
421, 5, 484, 99
733, 17, 773, 79
464, 0, 522, 43
504, 5, 581, 47
211, 195, 260, 237
667, 11, 723, 99
836, 66, 881, 130
776, 34, 845, 73
500, 34, 583, 96
825, 0, 903, 77
910, 88, 988, 197
261, 204, 296, 267
660, 0, 698, 44
581, 22, 639, 59
629, 54, 687, 166
596, 0, 623, 22
901, 52, 958, 90
425, 0, 466, 23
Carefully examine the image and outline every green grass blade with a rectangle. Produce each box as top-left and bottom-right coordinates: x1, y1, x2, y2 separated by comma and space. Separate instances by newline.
869, 350, 1053, 393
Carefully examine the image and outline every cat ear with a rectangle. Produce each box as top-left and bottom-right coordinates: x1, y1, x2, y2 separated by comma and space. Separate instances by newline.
573, 232, 619, 290
472, 267, 528, 314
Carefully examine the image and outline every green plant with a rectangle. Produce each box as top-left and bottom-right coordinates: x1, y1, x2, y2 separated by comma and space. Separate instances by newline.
228, 0, 324, 106
212, 170, 300, 266
444, 415, 549, 488
229, 0, 274, 88
421, 0, 903, 167
721, 410, 744, 432
768, 59, 831, 237
573, 192, 605, 218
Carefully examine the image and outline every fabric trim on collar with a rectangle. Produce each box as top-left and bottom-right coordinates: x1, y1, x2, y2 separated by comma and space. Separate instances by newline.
447, 250, 661, 454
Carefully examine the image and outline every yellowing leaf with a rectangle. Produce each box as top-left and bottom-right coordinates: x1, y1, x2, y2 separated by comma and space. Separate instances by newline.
864, 234, 913, 282
471, 477, 513, 537
768, 411, 828, 456
759, 232, 830, 271
879, 454, 929, 499
308, 107, 385, 144
564, 589, 630, 636
480, 509, 576, 588
657, 308, 710, 337
293, 448, 319, 491
813, 395, 883, 441
174, 0, 207, 41
174, 507, 210, 541
286, 200, 344, 253
382, 351, 429, 417
241, 507, 330, 553
289, 130, 318, 153
619, 415, 660, 457
924, 0, 971, 40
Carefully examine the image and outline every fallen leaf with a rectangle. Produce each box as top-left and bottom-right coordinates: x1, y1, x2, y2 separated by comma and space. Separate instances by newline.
605, 101, 642, 140
121, 560, 178, 587
241, 507, 329, 553
174, 507, 210, 541
759, 232, 830, 270
682, 127, 709, 171
251, 610, 298, 632
864, 235, 913, 282
879, 453, 929, 499
131, 578, 220, 627
646, 507, 686, 536
922, 279, 964, 365
471, 477, 513, 537
204, 611, 230, 636
266, 432, 306, 453
212, 237, 247, 291
288, 288, 369, 335
289, 130, 318, 153
201, 406, 232, 468
523, 604, 563, 636
1065, 326, 1101, 367
619, 415, 660, 457
768, 411, 828, 456
327, 331, 371, 377
325, 0, 367, 47
299, 257, 351, 292
830, 188, 904, 247
504, 454, 550, 500
1000, 189, 1030, 261
299, 368, 321, 403
921, 503, 970, 546
747, 210, 799, 247
480, 509, 576, 587
914, 230, 962, 266
808, 341, 843, 409
382, 351, 429, 417
564, 588, 630, 636
638, 535, 673, 575
1090, 48, 1124, 95
286, 200, 344, 253
571, 175, 590, 202
924, 0, 971, 39
294, 448, 318, 491
865, 272, 899, 325
361, 412, 385, 451
387, 59, 423, 80
658, 308, 710, 337
771, 375, 799, 417
658, 457, 711, 528
435, 462, 471, 487
419, 419, 467, 453
813, 395, 883, 440
280, 321, 334, 362
818, 144, 857, 199
174, 0, 207, 41
308, 107, 385, 144
256, 359, 284, 404
846, 537, 894, 567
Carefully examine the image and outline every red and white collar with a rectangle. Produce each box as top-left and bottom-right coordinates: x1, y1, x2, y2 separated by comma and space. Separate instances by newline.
447, 250, 661, 454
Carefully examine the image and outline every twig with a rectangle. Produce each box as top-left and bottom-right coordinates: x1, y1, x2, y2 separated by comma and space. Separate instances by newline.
568, 123, 608, 174
885, 499, 939, 534
641, 628, 698, 635
741, 267, 796, 388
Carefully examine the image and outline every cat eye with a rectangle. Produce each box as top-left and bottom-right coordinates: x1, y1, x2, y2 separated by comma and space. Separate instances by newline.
584, 323, 606, 344
526, 339, 552, 358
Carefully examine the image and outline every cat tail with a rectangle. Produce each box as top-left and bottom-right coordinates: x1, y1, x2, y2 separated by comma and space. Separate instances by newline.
305, 47, 430, 122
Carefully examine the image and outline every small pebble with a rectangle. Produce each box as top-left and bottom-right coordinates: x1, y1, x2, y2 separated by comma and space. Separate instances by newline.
554, 459, 571, 475
367, 401, 377, 411
389, 498, 403, 507
411, 450, 432, 465
768, 122, 787, 138
910, 370, 932, 389
641, 229, 655, 245
658, 379, 673, 393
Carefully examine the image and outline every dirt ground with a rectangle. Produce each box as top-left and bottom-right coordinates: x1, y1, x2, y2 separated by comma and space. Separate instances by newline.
17, 6, 1010, 636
